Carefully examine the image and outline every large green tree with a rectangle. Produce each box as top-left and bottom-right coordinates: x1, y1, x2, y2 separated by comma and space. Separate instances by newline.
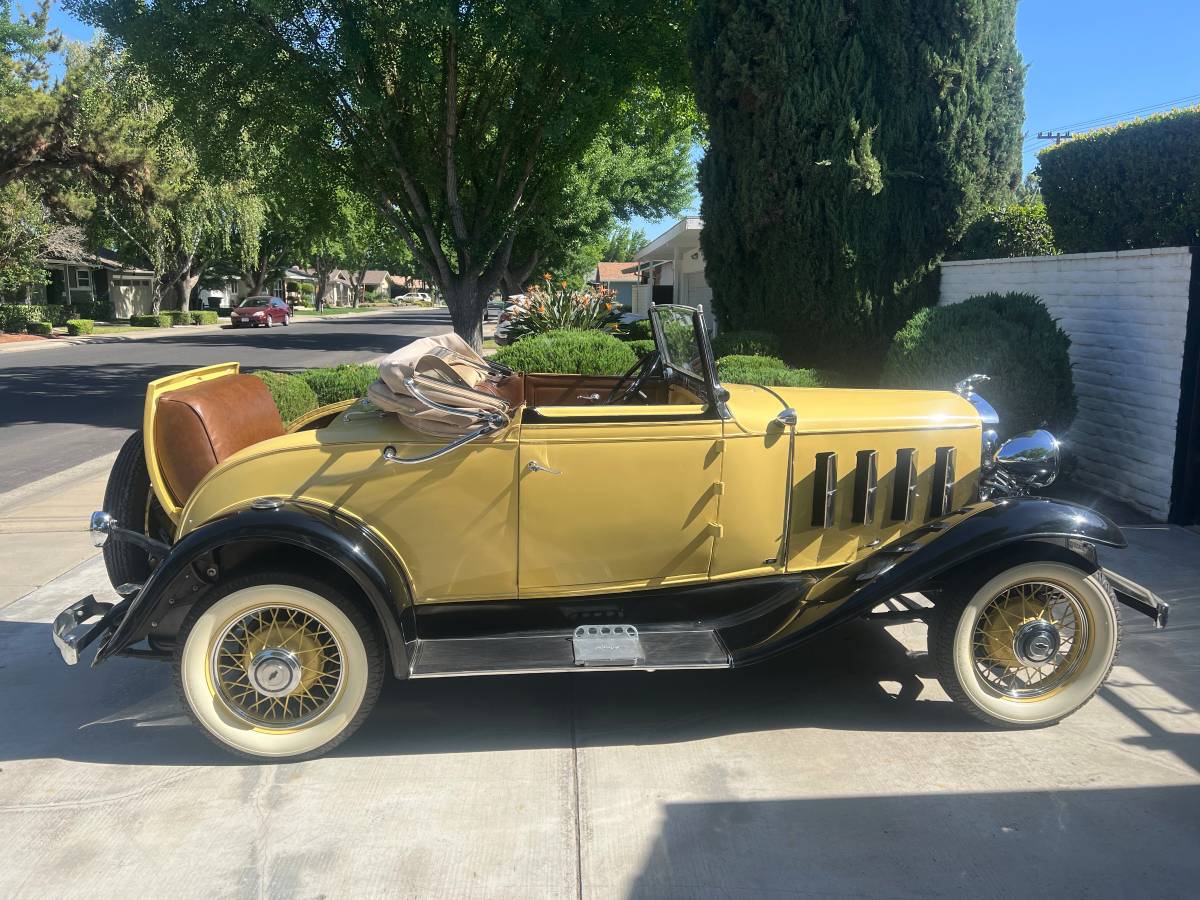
69, 0, 693, 348
77, 43, 264, 311
691, 0, 1024, 363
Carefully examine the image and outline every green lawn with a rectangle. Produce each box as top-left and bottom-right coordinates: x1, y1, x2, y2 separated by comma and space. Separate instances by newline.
87, 324, 142, 334
294, 305, 388, 316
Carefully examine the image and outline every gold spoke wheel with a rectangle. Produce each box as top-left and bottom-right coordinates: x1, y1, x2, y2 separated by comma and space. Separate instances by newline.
210, 604, 345, 728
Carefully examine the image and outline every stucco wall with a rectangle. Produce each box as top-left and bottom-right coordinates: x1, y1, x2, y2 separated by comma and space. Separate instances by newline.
940, 247, 1195, 520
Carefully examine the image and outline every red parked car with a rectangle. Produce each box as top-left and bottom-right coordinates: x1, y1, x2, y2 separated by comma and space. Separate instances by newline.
230, 295, 292, 327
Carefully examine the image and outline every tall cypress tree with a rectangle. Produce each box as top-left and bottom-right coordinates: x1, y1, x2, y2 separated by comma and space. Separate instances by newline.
691, 1, 1024, 364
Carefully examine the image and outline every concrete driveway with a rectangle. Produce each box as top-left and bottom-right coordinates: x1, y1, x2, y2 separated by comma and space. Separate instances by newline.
1, 486, 1197, 897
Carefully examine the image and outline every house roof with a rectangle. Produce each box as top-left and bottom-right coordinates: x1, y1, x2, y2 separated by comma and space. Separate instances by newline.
362, 269, 391, 286
636, 216, 703, 262
592, 261, 640, 283
39, 249, 154, 276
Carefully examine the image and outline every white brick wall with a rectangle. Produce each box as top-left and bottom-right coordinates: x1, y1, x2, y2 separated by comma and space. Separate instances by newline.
940, 247, 1195, 521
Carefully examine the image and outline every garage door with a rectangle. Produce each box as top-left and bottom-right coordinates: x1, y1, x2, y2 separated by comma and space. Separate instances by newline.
684, 270, 712, 309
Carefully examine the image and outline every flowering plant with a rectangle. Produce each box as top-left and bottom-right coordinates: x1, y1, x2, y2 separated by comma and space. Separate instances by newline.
504, 273, 623, 341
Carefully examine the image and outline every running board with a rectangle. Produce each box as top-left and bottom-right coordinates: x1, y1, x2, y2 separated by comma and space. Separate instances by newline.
408, 627, 730, 678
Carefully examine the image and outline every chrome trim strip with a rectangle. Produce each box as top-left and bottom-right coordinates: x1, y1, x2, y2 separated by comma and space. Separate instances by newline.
852, 450, 878, 525
891, 448, 918, 522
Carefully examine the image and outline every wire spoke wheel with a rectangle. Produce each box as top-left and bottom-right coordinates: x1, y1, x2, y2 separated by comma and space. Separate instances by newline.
210, 604, 345, 728
971, 581, 1091, 699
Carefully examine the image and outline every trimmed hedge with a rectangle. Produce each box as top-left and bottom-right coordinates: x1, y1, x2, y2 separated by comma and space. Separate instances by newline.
2, 303, 67, 332
26, 320, 54, 336
299, 364, 379, 406
130, 313, 174, 328
953, 202, 1057, 260
190, 310, 219, 325
493, 329, 637, 376
66, 319, 94, 336
166, 310, 190, 326
252, 371, 319, 426
881, 292, 1076, 436
1038, 105, 1200, 252
717, 354, 825, 388
712, 329, 782, 359
627, 339, 656, 360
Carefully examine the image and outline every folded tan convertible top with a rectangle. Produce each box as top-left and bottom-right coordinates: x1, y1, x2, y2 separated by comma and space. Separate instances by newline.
368, 333, 515, 436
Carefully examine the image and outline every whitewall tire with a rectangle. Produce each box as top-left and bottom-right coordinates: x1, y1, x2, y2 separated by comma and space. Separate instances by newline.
933, 561, 1120, 728
174, 573, 383, 760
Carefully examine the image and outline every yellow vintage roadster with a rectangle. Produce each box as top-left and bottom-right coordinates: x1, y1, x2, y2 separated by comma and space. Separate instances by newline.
54, 305, 1168, 760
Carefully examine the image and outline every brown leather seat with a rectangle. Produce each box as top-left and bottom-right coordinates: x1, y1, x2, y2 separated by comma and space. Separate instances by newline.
155, 374, 285, 505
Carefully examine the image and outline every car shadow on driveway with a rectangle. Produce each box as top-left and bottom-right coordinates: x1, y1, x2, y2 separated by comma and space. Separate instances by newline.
0, 618, 986, 768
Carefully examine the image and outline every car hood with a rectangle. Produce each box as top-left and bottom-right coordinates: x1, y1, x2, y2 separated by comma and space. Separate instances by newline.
723, 382, 981, 436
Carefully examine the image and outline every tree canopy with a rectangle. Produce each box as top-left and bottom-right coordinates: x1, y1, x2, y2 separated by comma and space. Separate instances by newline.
691, 0, 1024, 364
70, 0, 695, 347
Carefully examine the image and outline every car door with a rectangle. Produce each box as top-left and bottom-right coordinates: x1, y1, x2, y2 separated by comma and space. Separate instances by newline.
270, 298, 287, 321
517, 405, 723, 597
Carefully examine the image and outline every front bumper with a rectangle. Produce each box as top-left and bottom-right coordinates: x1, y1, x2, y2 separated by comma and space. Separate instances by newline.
52, 594, 131, 666
1104, 568, 1170, 629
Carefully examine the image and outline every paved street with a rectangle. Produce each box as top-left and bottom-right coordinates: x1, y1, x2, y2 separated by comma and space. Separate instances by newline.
0, 309, 454, 493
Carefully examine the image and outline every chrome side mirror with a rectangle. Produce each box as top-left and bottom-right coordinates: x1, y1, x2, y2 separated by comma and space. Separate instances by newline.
90, 511, 117, 548
992, 429, 1060, 489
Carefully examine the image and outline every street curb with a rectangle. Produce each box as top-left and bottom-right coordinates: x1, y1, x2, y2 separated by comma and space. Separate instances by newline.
0, 306, 443, 355
0, 451, 119, 514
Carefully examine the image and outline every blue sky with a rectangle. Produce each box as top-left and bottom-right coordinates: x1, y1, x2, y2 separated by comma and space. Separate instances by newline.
42, 1, 1200, 243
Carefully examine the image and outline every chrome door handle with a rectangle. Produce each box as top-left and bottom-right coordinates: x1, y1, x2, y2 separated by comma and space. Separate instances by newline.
526, 460, 562, 475
577, 392, 601, 402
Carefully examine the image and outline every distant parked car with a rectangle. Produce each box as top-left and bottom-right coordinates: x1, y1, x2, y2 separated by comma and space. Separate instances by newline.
398, 291, 432, 304
493, 297, 526, 345
485, 296, 506, 322
230, 296, 291, 328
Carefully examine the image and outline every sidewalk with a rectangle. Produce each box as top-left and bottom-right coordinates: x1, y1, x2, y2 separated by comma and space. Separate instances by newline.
0, 305, 415, 355
0, 455, 113, 608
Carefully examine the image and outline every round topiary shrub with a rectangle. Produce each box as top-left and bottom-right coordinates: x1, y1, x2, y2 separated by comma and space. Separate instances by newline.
493, 329, 637, 375
712, 329, 782, 359
717, 354, 825, 388
26, 320, 53, 336
881, 292, 1076, 436
627, 339, 656, 360
625, 318, 653, 341
299, 364, 380, 406
66, 319, 94, 336
252, 370, 319, 426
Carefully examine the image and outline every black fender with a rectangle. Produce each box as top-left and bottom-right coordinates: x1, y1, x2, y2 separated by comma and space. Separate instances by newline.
94, 500, 414, 676
727, 497, 1126, 665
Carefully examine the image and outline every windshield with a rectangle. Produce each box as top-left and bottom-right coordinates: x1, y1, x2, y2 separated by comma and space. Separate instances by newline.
239, 297, 270, 307
651, 305, 705, 382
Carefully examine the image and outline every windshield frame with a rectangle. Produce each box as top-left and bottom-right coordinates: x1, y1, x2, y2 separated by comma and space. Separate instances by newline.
238, 296, 272, 308
648, 304, 729, 418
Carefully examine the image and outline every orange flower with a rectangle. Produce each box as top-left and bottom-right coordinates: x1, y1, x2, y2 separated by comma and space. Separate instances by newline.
560, 280, 568, 288
542, 272, 552, 281
604, 302, 612, 311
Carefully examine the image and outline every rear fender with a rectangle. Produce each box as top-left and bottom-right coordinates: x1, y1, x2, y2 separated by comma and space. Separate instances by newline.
727, 497, 1126, 665
94, 500, 414, 676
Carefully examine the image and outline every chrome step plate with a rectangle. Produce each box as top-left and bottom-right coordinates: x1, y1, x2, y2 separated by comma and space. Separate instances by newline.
409, 628, 729, 678
572, 624, 643, 666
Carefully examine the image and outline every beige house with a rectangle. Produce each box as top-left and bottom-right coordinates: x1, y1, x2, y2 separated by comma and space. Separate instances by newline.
632, 217, 711, 314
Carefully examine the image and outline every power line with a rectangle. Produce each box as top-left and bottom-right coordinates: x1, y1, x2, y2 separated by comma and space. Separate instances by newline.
1036, 131, 1073, 145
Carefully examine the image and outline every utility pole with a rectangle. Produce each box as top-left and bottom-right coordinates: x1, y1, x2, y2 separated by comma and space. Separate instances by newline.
1037, 131, 1073, 145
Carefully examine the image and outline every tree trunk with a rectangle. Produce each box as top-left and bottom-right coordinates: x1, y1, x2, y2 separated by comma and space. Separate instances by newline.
442, 276, 488, 352
172, 273, 199, 313
243, 263, 269, 298
352, 268, 367, 308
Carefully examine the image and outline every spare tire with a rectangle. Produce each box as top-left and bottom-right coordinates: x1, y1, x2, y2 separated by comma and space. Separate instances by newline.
101, 431, 172, 589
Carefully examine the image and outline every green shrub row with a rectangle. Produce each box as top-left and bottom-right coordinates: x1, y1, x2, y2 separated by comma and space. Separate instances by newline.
131, 313, 174, 328
881, 292, 1076, 436
190, 310, 219, 325
712, 329, 783, 359
298, 364, 379, 406
1038, 105, 1200, 252
716, 355, 825, 388
66, 319, 94, 336
1, 301, 115, 332
252, 371, 320, 426
26, 320, 54, 336
493, 329, 637, 376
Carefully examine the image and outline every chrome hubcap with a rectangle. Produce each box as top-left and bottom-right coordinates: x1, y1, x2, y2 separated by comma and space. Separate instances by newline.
1013, 620, 1060, 665
248, 648, 302, 697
